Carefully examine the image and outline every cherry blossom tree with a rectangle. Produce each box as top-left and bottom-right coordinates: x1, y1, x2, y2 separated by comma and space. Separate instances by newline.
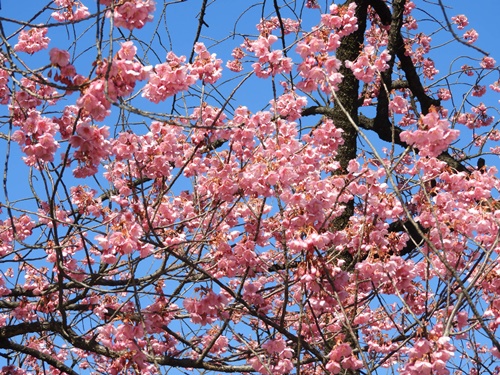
0, 0, 499, 374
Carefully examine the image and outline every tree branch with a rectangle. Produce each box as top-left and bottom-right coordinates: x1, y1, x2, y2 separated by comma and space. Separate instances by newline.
0, 338, 79, 375
369, 0, 441, 115
374, 0, 405, 128
302, 106, 468, 173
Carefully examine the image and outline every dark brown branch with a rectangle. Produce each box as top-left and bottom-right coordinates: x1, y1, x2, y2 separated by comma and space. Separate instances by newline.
358, 113, 468, 173
388, 220, 426, 256
0, 320, 256, 372
0, 321, 59, 340
374, 0, 405, 129
396, 40, 441, 115
368, 0, 440, 115
392, 79, 409, 90
368, 0, 392, 25
328, 0, 370, 236
0, 338, 79, 375
0, 320, 322, 373
189, 0, 209, 63
302, 106, 468, 173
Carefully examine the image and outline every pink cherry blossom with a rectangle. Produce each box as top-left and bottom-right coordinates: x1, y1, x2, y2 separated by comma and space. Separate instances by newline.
345, 46, 391, 83
14, 27, 50, 54
437, 88, 451, 100
190, 43, 223, 84
257, 17, 300, 35
270, 91, 307, 120
69, 122, 111, 177
49, 48, 71, 67
1, 366, 28, 375
52, 0, 90, 21
142, 51, 196, 102
480, 56, 496, 69
248, 336, 294, 375
117, 41, 137, 60
2, 2, 500, 375
11, 111, 60, 165
245, 34, 293, 78
472, 85, 486, 97
389, 95, 409, 114
183, 290, 230, 325
226, 59, 243, 72
463, 29, 479, 44
451, 14, 468, 29
76, 45, 147, 120
492, 346, 500, 359
400, 109, 460, 157
107, 0, 156, 30
76, 79, 112, 121
0, 68, 10, 104
422, 58, 438, 79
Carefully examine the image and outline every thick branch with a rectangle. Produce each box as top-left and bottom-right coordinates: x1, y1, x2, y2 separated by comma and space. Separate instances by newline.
375, 0, 405, 128
396, 38, 441, 114
302, 105, 470, 257
369, 0, 440, 115
0, 338, 79, 375
0, 320, 316, 373
302, 106, 467, 173
357, 114, 468, 173
328, 0, 369, 236
388, 220, 426, 256
368, 0, 392, 25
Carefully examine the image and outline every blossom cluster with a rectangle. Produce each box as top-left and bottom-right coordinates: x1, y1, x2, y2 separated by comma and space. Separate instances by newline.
345, 45, 391, 83
293, 3, 361, 93
248, 337, 294, 375
14, 27, 49, 54
100, 0, 156, 30
142, 42, 224, 103
269, 90, 308, 121
95, 209, 154, 263
0, 214, 34, 257
0, 68, 10, 104
51, 0, 90, 21
400, 337, 456, 375
142, 51, 196, 103
77, 41, 148, 120
69, 122, 111, 177
229, 16, 302, 76
326, 343, 363, 374
190, 43, 223, 84
11, 111, 60, 165
49, 48, 71, 67
183, 290, 230, 325
400, 110, 460, 157
322, 2, 359, 38
257, 17, 300, 35
244, 34, 293, 78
